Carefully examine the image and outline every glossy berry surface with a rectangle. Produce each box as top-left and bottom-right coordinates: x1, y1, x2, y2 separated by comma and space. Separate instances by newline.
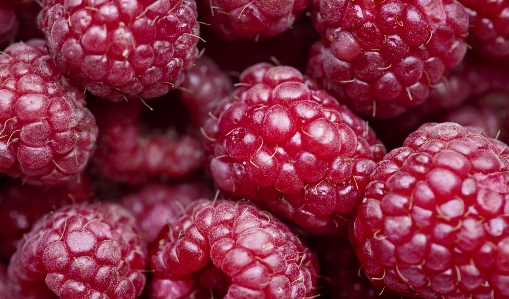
7, 203, 147, 299
353, 122, 509, 298
0, 174, 94, 261
0, 39, 98, 186
202, 63, 385, 233
38, 0, 200, 101
121, 180, 212, 245
308, 0, 469, 119
91, 98, 204, 185
198, 0, 310, 40
150, 199, 319, 299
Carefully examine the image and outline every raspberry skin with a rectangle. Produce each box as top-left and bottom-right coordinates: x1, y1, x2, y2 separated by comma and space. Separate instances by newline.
353, 122, 509, 298
150, 199, 319, 299
38, 0, 200, 102
0, 39, 98, 186
121, 180, 213, 245
0, 263, 6, 298
180, 56, 233, 130
7, 203, 147, 299
460, 0, 509, 59
90, 98, 204, 185
202, 63, 385, 233
0, 2, 18, 50
0, 174, 94, 261
308, 0, 469, 119
198, 0, 310, 40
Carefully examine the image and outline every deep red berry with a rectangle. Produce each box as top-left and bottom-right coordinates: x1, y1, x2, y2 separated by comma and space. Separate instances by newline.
0, 174, 94, 261
198, 0, 310, 40
121, 180, 213, 245
90, 98, 204, 185
353, 122, 509, 298
0, 263, 7, 299
7, 203, 147, 299
202, 63, 385, 233
180, 56, 233, 130
150, 199, 319, 299
0, 2, 18, 50
0, 39, 98, 185
38, 0, 200, 101
459, 0, 509, 60
307, 0, 469, 119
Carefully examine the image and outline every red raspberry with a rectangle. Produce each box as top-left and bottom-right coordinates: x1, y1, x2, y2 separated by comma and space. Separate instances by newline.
121, 180, 213, 245
198, 0, 310, 40
0, 39, 98, 186
0, 174, 94, 261
15, 1, 44, 42
90, 98, 204, 185
202, 63, 385, 233
0, 2, 18, 50
441, 100, 502, 139
38, 0, 200, 102
0, 263, 6, 298
459, 0, 509, 59
180, 56, 233, 130
150, 199, 319, 299
352, 122, 509, 298
7, 203, 147, 299
308, 0, 469, 119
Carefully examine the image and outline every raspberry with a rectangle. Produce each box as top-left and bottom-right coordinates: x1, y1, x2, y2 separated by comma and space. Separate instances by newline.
0, 263, 6, 297
0, 39, 98, 186
7, 203, 147, 299
0, 2, 18, 50
16, 1, 44, 42
150, 199, 319, 299
307, 0, 469, 119
441, 100, 502, 139
121, 180, 213, 245
202, 63, 385, 233
0, 174, 94, 261
352, 122, 509, 298
180, 56, 233, 130
90, 98, 204, 185
460, 0, 509, 59
38, 0, 200, 101
198, 0, 310, 40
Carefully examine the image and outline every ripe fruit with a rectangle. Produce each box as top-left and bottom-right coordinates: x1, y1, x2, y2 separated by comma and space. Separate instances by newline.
121, 180, 213, 245
0, 1, 18, 50
150, 199, 319, 299
0, 39, 98, 186
7, 203, 147, 299
38, 0, 200, 101
202, 63, 385, 233
353, 122, 509, 298
308, 0, 469, 119
0, 174, 94, 261
90, 98, 204, 185
198, 0, 310, 40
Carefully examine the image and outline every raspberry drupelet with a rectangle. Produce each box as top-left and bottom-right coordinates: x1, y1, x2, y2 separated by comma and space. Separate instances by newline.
0, 174, 94, 261
459, 0, 509, 60
90, 97, 204, 185
150, 199, 319, 299
198, 0, 310, 41
201, 63, 386, 233
0, 39, 98, 186
7, 203, 147, 299
307, 0, 469, 119
121, 180, 213, 245
38, 0, 200, 101
353, 122, 509, 298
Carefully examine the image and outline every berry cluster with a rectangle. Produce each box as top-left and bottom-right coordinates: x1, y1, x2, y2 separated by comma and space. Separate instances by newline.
0, 0, 509, 298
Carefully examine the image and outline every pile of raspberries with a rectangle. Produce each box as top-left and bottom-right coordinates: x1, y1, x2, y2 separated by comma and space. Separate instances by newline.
1, 0, 509, 298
